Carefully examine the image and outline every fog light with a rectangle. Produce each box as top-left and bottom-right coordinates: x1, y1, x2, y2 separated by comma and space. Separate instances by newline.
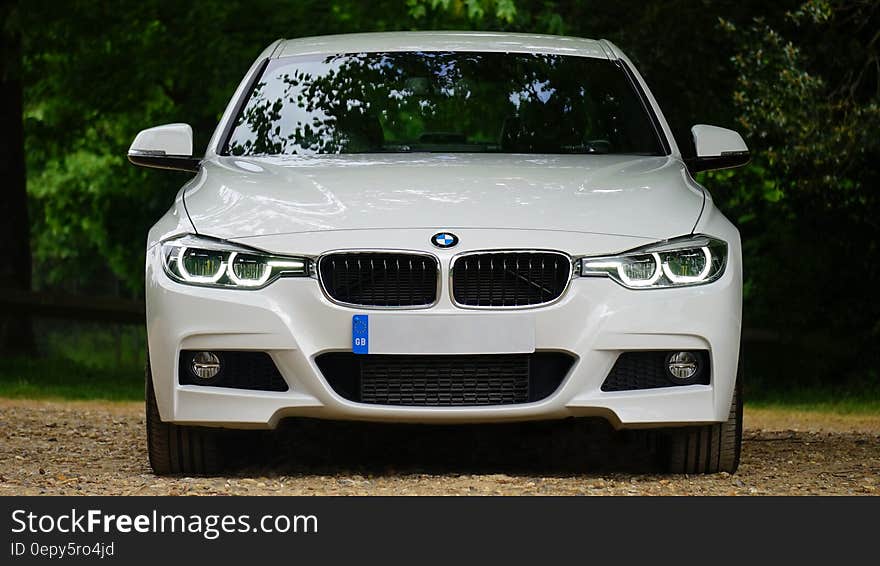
191, 351, 221, 380
666, 351, 699, 381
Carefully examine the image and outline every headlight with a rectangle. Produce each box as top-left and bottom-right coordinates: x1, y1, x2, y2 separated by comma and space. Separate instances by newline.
161, 235, 309, 289
578, 235, 727, 289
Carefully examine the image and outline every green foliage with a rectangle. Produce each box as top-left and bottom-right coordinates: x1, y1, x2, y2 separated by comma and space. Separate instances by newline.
705, 2, 880, 383
407, 0, 518, 22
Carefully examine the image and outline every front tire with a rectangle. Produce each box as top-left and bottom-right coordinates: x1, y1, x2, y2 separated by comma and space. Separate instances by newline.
662, 365, 743, 474
146, 357, 222, 475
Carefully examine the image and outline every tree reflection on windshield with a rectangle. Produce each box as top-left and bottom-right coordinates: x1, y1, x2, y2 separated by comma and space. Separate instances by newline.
224, 51, 663, 156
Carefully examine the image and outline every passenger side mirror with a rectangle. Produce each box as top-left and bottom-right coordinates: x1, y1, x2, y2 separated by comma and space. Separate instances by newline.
686, 124, 750, 174
128, 123, 200, 173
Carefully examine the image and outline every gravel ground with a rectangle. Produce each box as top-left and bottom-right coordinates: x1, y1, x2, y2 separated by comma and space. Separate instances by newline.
0, 399, 877, 495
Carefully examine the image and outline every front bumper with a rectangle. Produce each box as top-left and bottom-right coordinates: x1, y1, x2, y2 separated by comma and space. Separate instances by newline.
146, 231, 742, 430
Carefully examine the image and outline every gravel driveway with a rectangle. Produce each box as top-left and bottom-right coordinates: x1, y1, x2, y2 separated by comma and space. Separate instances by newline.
1, 399, 877, 495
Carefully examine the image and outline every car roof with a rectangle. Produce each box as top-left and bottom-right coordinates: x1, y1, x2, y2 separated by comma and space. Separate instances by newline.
272, 31, 611, 60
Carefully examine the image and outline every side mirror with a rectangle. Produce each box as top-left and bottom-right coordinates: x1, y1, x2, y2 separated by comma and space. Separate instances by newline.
686, 124, 750, 174
128, 123, 200, 172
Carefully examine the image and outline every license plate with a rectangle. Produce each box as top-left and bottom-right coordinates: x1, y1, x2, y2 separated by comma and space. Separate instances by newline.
351, 313, 535, 355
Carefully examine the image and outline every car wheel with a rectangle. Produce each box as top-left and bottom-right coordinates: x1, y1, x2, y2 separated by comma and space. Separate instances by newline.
663, 362, 743, 474
146, 356, 222, 475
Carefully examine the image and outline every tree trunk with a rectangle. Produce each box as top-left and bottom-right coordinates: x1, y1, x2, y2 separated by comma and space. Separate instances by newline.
0, 3, 35, 355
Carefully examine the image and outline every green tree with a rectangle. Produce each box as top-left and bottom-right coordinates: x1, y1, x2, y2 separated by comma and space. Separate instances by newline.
708, 0, 880, 383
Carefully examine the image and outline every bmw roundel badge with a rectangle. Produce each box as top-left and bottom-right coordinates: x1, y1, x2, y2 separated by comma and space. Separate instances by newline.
432, 232, 459, 248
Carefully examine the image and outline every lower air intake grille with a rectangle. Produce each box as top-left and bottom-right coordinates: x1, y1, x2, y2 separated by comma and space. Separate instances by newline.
451, 251, 571, 307
601, 351, 710, 392
316, 352, 574, 406
178, 351, 288, 391
362, 355, 528, 406
319, 252, 438, 307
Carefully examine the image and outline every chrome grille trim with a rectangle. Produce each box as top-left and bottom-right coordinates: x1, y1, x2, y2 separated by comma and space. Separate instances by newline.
449, 250, 574, 309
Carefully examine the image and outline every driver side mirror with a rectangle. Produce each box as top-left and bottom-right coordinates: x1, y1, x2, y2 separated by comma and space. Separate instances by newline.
128, 123, 200, 173
686, 124, 750, 174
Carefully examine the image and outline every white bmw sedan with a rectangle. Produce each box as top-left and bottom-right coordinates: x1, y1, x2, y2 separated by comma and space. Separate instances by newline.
130, 32, 749, 475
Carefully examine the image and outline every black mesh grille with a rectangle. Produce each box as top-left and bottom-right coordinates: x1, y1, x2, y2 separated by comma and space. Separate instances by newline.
362, 355, 529, 406
178, 351, 288, 391
316, 352, 574, 406
319, 252, 438, 307
451, 252, 571, 307
601, 351, 710, 392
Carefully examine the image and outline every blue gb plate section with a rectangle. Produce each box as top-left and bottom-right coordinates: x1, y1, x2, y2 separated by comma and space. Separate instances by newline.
352, 315, 369, 354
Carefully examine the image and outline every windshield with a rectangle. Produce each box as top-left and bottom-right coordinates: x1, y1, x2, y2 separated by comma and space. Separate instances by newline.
223, 51, 665, 156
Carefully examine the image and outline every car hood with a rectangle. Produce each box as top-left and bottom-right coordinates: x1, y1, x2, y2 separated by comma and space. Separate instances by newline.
182, 154, 704, 241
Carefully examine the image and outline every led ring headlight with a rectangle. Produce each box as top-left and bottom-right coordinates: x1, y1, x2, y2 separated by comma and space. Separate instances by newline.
227, 252, 272, 287
579, 235, 727, 289
618, 253, 662, 287
161, 235, 309, 289
661, 246, 712, 284
177, 246, 227, 284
